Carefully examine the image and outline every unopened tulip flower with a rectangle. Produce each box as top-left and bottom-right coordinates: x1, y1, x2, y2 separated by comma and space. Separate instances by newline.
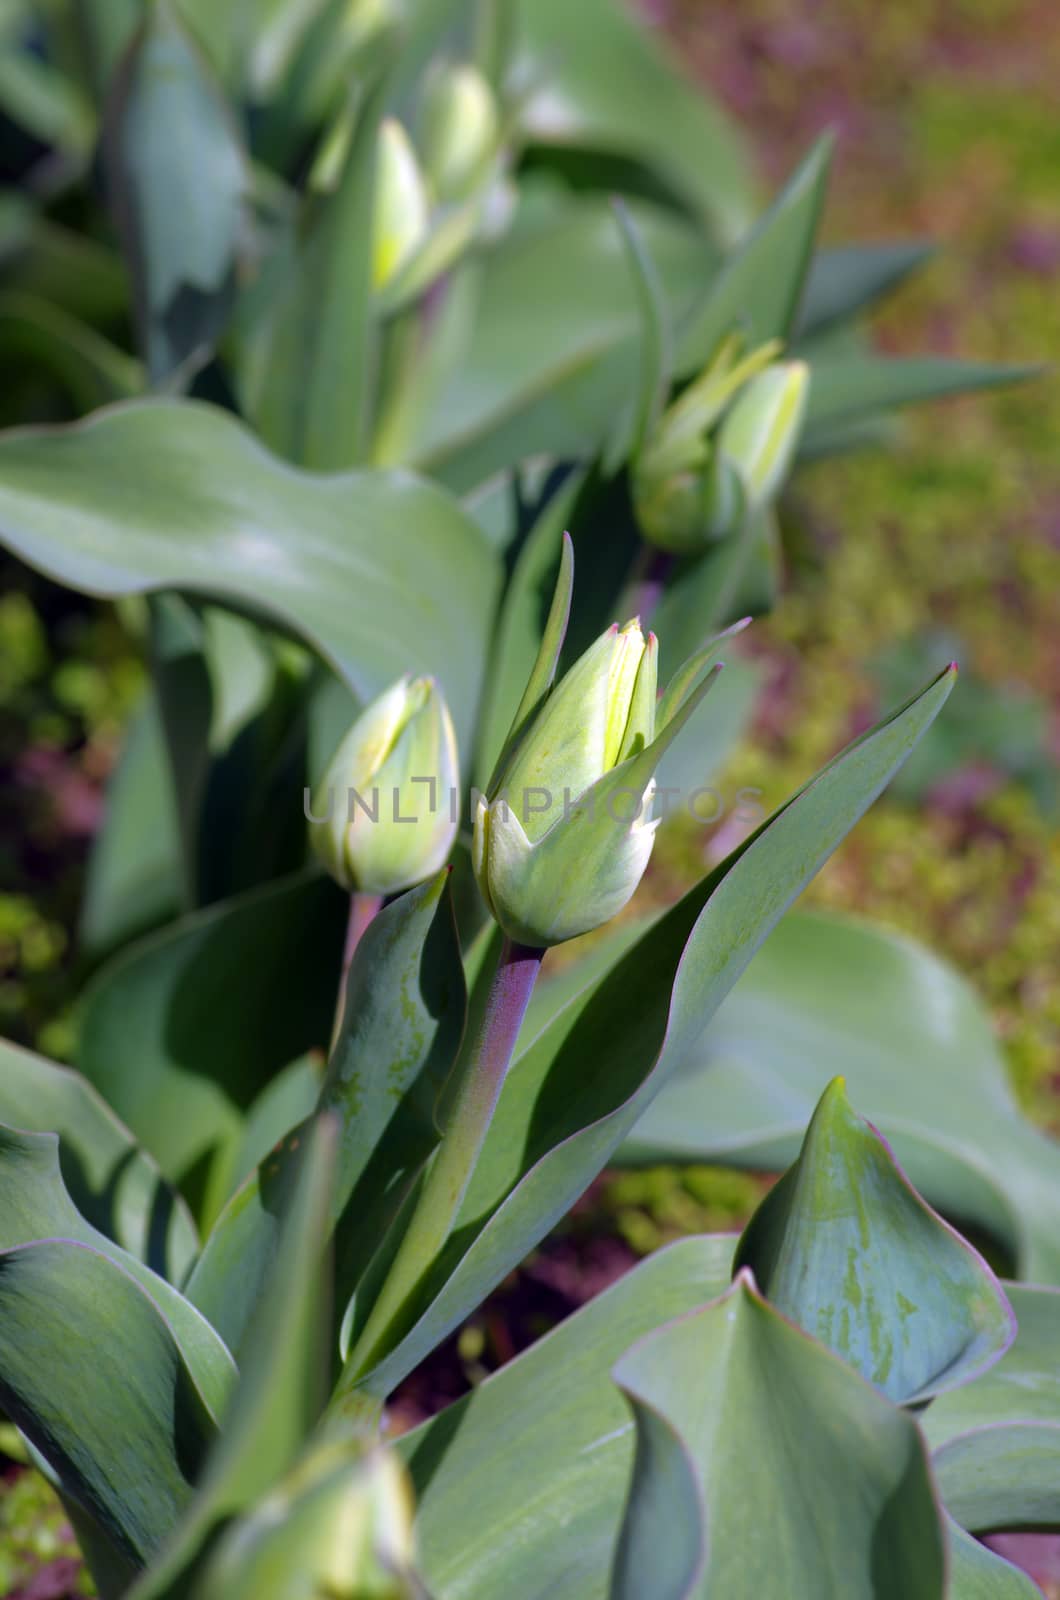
715, 359, 810, 515
420, 62, 499, 202
633, 334, 781, 553
473, 614, 720, 947
309, 674, 458, 896
371, 118, 430, 292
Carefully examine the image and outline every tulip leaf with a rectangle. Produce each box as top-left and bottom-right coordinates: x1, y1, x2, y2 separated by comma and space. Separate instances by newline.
0, 1038, 196, 1281
798, 356, 1038, 450
484, 522, 576, 792
350, 665, 955, 1394
149, 599, 312, 910
623, 910, 1060, 1285
186, 874, 466, 1361
101, 0, 247, 382
652, 508, 776, 679
678, 137, 831, 377
0, 399, 499, 759
77, 871, 347, 1207
79, 691, 184, 960
0, 1122, 235, 1422
0, 1240, 219, 1569
126, 1119, 338, 1600
410, 192, 713, 492
401, 1235, 736, 1600
932, 1428, 1060, 1535
0, 291, 142, 413
946, 1517, 1042, 1599
238, 73, 384, 469
923, 1285, 1060, 1535
796, 241, 934, 338
514, 0, 756, 243
611, 1272, 945, 1600
607, 199, 673, 469
734, 1078, 1015, 1404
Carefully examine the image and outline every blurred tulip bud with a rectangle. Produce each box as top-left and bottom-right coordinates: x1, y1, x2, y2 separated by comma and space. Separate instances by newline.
309, 674, 458, 895
420, 62, 499, 202
715, 359, 810, 514
197, 1444, 417, 1599
473, 609, 722, 947
633, 334, 781, 553
372, 118, 430, 291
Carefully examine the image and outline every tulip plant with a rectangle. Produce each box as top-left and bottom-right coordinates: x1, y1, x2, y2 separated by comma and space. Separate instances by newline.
0, 0, 1056, 1596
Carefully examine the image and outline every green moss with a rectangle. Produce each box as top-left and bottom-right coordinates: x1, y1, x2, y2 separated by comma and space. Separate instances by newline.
0, 1463, 93, 1597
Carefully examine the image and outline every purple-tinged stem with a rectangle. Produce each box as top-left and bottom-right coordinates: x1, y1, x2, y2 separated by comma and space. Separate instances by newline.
329, 890, 383, 1054
339, 935, 544, 1385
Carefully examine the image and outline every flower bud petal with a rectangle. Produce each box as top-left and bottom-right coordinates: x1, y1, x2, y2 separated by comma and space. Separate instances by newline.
372, 118, 430, 292
420, 62, 499, 203
716, 360, 810, 512
310, 675, 458, 895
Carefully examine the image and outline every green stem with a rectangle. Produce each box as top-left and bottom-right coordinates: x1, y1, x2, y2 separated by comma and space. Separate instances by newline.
329, 890, 383, 1054
339, 935, 544, 1385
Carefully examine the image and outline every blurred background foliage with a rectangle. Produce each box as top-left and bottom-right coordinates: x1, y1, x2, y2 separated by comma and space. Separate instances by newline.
0, 0, 1057, 1591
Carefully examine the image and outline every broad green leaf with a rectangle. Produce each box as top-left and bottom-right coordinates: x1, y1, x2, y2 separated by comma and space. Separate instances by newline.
0, 1038, 196, 1280
623, 910, 1060, 1284
401, 1235, 736, 1600
77, 871, 346, 1203
946, 1517, 1041, 1599
734, 1079, 1014, 1404
0, 1240, 219, 1569
514, 0, 756, 244
239, 74, 383, 469
79, 691, 184, 960
798, 356, 1037, 451
0, 399, 500, 758
796, 241, 933, 338
186, 874, 466, 1360
351, 666, 955, 1394
924, 1285, 1060, 1535
933, 1428, 1060, 1535
0, 1123, 235, 1421
410, 191, 714, 492
127, 1119, 339, 1600
611, 1272, 945, 1599
101, 0, 247, 382
678, 138, 831, 377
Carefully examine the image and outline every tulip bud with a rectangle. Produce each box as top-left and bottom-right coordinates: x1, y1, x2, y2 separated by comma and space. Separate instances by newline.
420, 62, 499, 203
372, 118, 430, 292
715, 359, 810, 514
633, 335, 781, 553
473, 613, 720, 947
197, 1444, 417, 1599
309, 674, 458, 896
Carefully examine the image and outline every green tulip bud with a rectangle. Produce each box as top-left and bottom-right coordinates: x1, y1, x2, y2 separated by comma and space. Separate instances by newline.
197, 1444, 417, 1599
633, 334, 781, 553
473, 606, 723, 947
372, 118, 430, 292
715, 359, 810, 514
309, 674, 459, 895
420, 62, 499, 203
